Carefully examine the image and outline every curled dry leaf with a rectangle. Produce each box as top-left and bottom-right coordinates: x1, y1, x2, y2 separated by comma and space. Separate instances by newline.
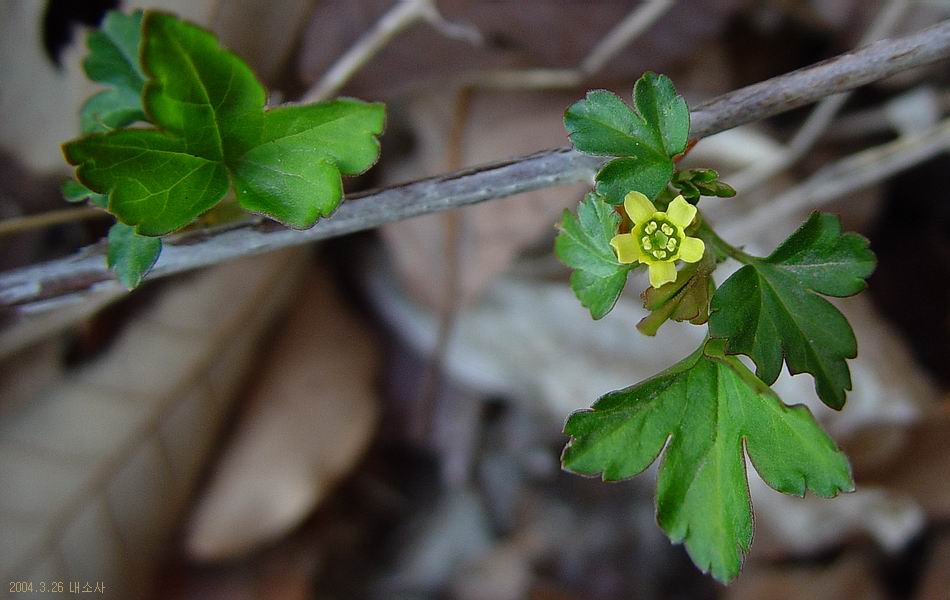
0, 250, 305, 598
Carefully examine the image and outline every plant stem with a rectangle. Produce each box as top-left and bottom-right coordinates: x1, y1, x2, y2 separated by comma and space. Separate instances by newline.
698, 220, 757, 264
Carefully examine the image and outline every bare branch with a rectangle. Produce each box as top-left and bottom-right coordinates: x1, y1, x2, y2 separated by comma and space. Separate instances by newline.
300, 0, 482, 103
2, 21, 950, 314
719, 118, 950, 240
729, 0, 911, 192
461, 0, 676, 90
0, 206, 107, 237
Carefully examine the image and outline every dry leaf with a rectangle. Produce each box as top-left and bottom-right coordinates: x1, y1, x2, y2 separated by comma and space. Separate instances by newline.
0, 250, 305, 598
726, 553, 885, 600
857, 406, 950, 521
185, 264, 380, 561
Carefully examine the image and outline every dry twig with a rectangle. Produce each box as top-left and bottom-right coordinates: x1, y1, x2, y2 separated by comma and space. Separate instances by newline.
720, 118, 950, 240
729, 0, 911, 192
300, 0, 482, 103
0, 206, 106, 237
460, 0, 676, 90
2, 21, 950, 313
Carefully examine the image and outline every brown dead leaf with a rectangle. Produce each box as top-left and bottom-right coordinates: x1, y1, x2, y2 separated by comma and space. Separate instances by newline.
856, 405, 950, 521
0, 250, 306, 598
184, 263, 380, 561
726, 553, 885, 600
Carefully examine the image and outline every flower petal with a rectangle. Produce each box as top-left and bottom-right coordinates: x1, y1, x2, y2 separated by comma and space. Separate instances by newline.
623, 191, 656, 225
610, 234, 640, 264
678, 236, 705, 263
648, 260, 676, 288
666, 195, 697, 228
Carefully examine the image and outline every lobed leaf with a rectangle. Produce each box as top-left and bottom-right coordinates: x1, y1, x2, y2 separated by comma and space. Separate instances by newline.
80, 10, 147, 133
708, 212, 876, 409
634, 72, 689, 157
555, 193, 633, 319
562, 341, 853, 583
64, 12, 385, 236
564, 73, 690, 203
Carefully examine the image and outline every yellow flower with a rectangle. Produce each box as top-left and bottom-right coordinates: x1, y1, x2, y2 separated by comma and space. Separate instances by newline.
610, 192, 705, 288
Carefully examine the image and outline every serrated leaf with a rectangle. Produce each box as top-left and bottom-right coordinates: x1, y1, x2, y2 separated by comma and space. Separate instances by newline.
562, 342, 853, 583
80, 10, 147, 133
634, 72, 689, 157
709, 212, 876, 409
62, 178, 108, 208
64, 12, 385, 236
555, 193, 633, 319
107, 222, 162, 289
84, 10, 146, 91
637, 252, 714, 336
564, 73, 689, 203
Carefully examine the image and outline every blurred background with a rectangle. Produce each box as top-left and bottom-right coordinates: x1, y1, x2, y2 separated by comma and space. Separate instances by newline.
1, 0, 949, 598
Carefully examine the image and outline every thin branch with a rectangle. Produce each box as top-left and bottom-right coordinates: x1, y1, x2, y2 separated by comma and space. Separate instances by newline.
728, 0, 911, 192
825, 86, 949, 141
719, 118, 950, 240
300, 0, 482, 103
2, 21, 950, 313
0, 206, 107, 237
460, 0, 676, 90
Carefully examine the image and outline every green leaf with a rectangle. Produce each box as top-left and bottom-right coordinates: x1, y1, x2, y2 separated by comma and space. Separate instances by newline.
562, 341, 853, 583
708, 212, 876, 409
80, 10, 147, 133
62, 178, 107, 208
555, 193, 633, 319
81, 89, 147, 134
107, 222, 162, 289
634, 72, 689, 157
637, 251, 715, 336
594, 157, 674, 208
64, 12, 385, 236
564, 73, 689, 203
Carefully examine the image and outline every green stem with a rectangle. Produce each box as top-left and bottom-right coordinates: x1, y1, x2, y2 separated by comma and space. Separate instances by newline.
697, 219, 757, 264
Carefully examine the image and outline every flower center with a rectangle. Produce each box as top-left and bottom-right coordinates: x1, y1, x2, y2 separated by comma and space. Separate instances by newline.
639, 218, 680, 260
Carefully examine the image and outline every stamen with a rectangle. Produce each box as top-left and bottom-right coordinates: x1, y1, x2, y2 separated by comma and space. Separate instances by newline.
661, 224, 674, 236
666, 239, 676, 251
654, 250, 667, 259
641, 236, 652, 250
645, 222, 657, 234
